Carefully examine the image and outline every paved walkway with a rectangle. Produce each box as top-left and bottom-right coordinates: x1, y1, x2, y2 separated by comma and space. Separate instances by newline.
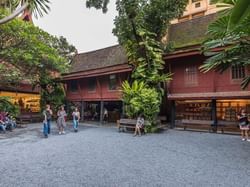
0, 122, 250, 187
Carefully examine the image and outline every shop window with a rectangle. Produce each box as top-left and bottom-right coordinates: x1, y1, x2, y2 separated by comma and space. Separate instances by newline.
109, 75, 117, 90
217, 100, 250, 121
69, 80, 78, 92
175, 100, 211, 121
231, 65, 245, 79
185, 66, 198, 86
88, 78, 96, 92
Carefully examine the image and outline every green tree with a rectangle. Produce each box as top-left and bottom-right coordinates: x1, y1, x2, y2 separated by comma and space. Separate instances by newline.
86, 0, 188, 126
200, 0, 250, 88
0, 9, 77, 110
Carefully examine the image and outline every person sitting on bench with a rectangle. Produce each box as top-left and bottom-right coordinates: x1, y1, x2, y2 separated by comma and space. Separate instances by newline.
4, 112, 16, 130
0, 112, 6, 132
134, 114, 144, 137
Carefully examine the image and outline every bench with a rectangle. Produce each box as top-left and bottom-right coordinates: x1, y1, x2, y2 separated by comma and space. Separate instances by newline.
180, 119, 215, 132
117, 118, 167, 133
117, 118, 148, 133
217, 120, 239, 133
16, 113, 43, 125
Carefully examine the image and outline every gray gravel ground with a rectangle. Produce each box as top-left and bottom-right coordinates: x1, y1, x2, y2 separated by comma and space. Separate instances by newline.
0, 122, 250, 187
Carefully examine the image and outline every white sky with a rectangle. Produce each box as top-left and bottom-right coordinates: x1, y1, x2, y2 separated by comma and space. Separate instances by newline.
33, 0, 118, 53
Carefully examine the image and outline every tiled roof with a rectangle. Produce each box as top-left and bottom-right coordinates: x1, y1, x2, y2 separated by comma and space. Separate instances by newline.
168, 13, 217, 49
69, 45, 127, 74
68, 14, 217, 73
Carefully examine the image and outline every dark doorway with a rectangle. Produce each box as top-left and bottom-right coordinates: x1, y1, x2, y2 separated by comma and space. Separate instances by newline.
103, 101, 122, 122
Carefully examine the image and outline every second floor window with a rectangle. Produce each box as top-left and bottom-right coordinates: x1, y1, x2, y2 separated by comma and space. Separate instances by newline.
109, 75, 117, 90
185, 66, 198, 86
195, 2, 201, 8
88, 78, 96, 91
232, 65, 245, 79
69, 80, 78, 92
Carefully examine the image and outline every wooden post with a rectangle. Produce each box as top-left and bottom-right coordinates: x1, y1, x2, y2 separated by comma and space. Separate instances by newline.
81, 100, 84, 121
122, 101, 125, 117
211, 99, 217, 132
100, 100, 104, 124
170, 100, 176, 129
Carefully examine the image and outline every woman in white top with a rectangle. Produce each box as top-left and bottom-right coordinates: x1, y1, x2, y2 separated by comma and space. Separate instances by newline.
72, 107, 80, 132
57, 105, 67, 135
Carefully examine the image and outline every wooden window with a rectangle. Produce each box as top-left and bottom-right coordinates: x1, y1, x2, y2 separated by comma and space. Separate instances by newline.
69, 80, 78, 92
88, 78, 96, 92
231, 65, 245, 79
195, 2, 201, 8
185, 66, 198, 86
109, 75, 117, 90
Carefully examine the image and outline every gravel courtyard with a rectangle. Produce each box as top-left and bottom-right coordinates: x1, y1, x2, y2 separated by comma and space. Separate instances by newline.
0, 123, 250, 187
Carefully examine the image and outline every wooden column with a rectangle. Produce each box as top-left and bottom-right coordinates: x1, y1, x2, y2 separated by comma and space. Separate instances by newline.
100, 100, 104, 124
122, 101, 125, 117
81, 100, 84, 121
211, 99, 217, 132
170, 100, 176, 129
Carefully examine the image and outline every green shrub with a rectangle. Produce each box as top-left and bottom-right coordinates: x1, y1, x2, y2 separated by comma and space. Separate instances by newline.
0, 96, 19, 117
122, 80, 161, 125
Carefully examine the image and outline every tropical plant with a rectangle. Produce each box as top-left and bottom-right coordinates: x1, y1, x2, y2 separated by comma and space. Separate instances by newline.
40, 82, 66, 114
0, 0, 50, 25
122, 80, 161, 125
200, 0, 250, 88
0, 96, 19, 117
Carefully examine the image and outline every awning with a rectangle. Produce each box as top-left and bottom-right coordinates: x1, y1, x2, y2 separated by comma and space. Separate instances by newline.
168, 91, 250, 100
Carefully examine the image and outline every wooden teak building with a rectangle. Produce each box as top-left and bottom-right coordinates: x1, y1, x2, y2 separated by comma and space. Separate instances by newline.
63, 46, 131, 122
63, 13, 250, 132
166, 14, 250, 132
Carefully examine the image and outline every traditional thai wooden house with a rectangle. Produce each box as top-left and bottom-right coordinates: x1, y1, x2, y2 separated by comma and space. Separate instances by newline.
63, 13, 249, 132
62, 45, 131, 122
165, 13, 250, 132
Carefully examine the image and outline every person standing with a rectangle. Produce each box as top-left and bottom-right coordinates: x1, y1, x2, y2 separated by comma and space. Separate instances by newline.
57, 105, 67, 135
43, 104, 53, 135
43, 112, 48, 138
134, 114, 144, 137
103, 108, 108, 123
237, 109, 250, 141
72, 107, 80, 132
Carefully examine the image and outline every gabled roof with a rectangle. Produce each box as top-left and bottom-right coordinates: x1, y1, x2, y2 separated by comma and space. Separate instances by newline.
168, 13, 217, 49
66, 14, 217, 76
69, 45, 128, 74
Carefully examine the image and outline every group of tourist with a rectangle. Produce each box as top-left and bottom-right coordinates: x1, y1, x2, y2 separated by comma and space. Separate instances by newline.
43, 104, 80, 138
0, 112, 16, 133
